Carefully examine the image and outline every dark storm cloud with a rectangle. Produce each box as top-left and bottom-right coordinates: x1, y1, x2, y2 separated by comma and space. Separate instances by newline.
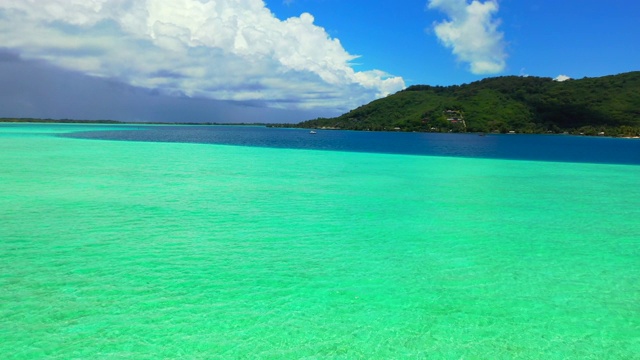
0, 50, 334, 123
0, 50, 20, 62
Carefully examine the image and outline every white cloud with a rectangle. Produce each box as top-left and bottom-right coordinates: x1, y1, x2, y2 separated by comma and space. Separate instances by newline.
428, 0, 506, 74
554, 74, 571, 82
0, 0, 404, 111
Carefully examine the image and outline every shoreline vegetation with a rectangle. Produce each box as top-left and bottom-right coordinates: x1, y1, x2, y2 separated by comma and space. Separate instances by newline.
2, 117, 639, 139
290, 71, 640, 138
3, 71, 639, 138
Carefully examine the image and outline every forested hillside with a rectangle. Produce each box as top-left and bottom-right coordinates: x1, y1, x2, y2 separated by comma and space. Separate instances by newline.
296, 72, 640, 136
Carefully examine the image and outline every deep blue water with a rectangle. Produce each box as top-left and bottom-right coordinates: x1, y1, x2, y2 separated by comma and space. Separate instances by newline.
63, 125, 640, 165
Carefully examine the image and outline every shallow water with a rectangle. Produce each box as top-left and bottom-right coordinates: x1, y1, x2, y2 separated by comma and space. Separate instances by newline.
1, 124, 639, 358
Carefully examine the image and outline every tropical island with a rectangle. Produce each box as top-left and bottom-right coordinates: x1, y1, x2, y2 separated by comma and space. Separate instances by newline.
3, 72, 639, 137
291, 71, 640, 137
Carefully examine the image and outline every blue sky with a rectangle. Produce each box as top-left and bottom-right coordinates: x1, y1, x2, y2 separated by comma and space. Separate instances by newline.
268, 0, 639, 85
0, 0, 638, 122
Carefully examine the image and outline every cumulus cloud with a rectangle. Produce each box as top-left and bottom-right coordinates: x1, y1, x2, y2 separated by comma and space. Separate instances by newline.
0, 0, 404, 111
554, 74, 571, 82
428, 0, 506, 74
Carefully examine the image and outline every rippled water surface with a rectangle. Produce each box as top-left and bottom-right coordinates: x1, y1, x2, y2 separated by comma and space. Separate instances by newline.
2, 123, 639, 358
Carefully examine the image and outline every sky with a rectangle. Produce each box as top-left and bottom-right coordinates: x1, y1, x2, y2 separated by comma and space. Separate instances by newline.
0, 0, 638, 123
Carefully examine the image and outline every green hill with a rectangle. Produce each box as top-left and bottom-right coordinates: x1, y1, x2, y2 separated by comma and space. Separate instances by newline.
296, 72, 640, 136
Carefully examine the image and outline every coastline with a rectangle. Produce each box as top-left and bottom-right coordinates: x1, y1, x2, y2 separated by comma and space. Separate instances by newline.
2, 118, 639, 139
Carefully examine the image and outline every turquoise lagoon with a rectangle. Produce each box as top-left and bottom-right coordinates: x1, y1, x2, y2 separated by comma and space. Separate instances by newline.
1, 124, 639, 359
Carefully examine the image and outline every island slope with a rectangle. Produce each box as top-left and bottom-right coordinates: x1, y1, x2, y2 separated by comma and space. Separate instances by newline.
296, 72, 640, 136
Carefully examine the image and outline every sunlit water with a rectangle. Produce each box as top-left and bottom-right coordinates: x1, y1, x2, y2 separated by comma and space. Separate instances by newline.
1, 124, 639, 359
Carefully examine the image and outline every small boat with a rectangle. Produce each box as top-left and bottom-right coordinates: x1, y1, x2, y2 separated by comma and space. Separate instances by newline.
309, 130, 317, 134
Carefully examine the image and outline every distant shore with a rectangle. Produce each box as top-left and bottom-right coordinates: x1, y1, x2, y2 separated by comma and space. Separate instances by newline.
2, 118, 639, 138
0, 118, 270, 126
